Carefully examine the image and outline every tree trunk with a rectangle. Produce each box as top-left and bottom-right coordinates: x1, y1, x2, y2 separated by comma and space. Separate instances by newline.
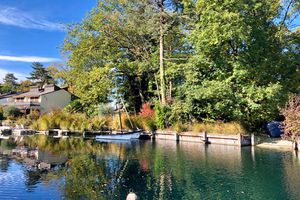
159, 0, 166, 105
168, 80, 172, 100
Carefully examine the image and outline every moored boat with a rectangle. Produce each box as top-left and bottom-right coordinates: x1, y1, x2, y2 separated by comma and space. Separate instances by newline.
95, 131, 141, 140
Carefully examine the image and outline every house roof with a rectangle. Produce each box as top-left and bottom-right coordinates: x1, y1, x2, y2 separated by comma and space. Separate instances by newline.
13, 84, 71, 98
0, 92, 23, 99
14, 90, 53, 98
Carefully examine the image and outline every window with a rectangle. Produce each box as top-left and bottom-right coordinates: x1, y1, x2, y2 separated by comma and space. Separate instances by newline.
16, 98, 24, 102
30, 97, 39, 102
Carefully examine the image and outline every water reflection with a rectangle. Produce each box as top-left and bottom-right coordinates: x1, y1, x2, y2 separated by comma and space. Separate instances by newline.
0, 137, 300, 199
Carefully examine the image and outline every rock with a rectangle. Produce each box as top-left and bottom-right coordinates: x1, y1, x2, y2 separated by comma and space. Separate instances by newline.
38, 162, 51, 170
126, 192, 138, 200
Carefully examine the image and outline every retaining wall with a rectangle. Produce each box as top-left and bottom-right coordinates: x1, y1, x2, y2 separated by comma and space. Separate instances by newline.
154, 131, 251, 146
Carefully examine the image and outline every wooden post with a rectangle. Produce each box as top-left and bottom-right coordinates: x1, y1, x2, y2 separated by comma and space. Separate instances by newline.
293, 137, 298, 150
174, 133, 179, 141
203, 131, 208, 143
152, 132, 156, 140
238, 133, 242, 146
251, 134, 255, 146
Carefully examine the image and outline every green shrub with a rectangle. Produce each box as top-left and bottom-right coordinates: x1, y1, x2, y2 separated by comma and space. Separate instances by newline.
65, 99, 84, 113
88, 116, 107, 131
142, 118, 156, 132
0, 106, 4, 120
28, 109, 40, 120
3, 106, 21, 119
39, 116, 50, 131
69, 113, 88, 132
96, 103, 114, 116
154, 103, 171, 129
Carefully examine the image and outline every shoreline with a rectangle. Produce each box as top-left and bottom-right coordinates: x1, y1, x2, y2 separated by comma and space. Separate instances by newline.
0, 128, 297, 151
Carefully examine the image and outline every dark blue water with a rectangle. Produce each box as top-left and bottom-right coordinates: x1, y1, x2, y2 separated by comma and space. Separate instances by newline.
1, 138, 300, 200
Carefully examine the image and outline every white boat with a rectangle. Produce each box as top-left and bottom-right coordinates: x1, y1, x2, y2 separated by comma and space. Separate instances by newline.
95, 132, 141, 140
0, 135, 10, 140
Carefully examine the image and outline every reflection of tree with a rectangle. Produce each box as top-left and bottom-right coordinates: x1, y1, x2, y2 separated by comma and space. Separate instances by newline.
24, 135, 103, 156
24, 170, 48, 191
0, 156, 11, 172
64, 154, 107, 200
11, 136, 299, 199
0, 139, 15, 172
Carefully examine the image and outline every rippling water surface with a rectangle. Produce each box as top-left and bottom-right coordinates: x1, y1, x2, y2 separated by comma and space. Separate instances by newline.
0, 137, 300, 200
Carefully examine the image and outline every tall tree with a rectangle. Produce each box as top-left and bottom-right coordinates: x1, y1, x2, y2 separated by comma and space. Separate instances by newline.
1, 73, 18, 93
28, 62, 55, 88
17, 80, 33, 93
159, 0, 167, 105
63, 0, 186, 112
181, 0, 300, 129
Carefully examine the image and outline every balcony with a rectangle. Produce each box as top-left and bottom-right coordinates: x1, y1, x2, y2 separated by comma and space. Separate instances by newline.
7, 101, 41, 109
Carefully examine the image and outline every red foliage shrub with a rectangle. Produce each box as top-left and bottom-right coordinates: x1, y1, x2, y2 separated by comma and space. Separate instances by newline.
280, 95, 300, 139
139, 103, 155, 118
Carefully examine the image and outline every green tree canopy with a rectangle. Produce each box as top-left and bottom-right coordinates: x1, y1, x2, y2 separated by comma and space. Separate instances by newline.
17, 80, 33, 93
63, 0, 187, 112
179, 0, 300, 129
1, 73, 18, 93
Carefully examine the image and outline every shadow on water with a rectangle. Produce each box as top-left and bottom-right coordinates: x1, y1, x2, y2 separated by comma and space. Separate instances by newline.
0, 136, 300, 200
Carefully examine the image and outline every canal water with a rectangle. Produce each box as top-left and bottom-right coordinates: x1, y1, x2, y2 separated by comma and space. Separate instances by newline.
0, 137, 300, 200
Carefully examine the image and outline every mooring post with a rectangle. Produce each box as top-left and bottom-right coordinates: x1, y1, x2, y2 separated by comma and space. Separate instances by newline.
238, 133, 242, 146
293, 137, 298, 151
203, 131, 208, 143
151, 132, 156, 140
174, 132, 179, 141
251, 134, 255, 146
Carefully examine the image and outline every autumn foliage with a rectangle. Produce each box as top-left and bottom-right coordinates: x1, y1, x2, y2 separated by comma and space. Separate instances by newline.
281, 96, 300, 139
139, 103, 155, 118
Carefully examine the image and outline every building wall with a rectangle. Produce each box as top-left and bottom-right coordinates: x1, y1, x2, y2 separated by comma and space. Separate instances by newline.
40, 90, 72, 113
0, 97, 15, 106
0, 98, 8, 105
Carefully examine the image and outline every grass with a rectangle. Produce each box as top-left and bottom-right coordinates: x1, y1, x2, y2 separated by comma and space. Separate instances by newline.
190, 122, 247, 135
14, 109, 247, 136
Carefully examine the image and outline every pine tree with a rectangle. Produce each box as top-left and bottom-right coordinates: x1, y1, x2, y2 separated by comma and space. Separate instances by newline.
1, 73, 18, 93
27, 62, 54, 88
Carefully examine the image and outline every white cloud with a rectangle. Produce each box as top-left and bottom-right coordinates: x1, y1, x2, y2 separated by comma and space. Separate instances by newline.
0, 68, 27, 82
0, 7, 65, 31
0, 55, 61, 63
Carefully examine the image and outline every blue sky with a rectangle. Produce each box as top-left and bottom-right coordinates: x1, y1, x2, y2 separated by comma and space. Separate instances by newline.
0, 0, 97, 81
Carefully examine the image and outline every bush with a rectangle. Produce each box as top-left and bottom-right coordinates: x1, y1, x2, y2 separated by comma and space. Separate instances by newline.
142, 118, 156, 132
16, 109, 40, 128
88, 116, 107, 131
65, 99, 84, 113
96, 103, 114, 116
154, 103, 171, 129
281, 95, 300, 139
140, 103, 155, 118
0, 106, 4, 120
3, 106, 21, 119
